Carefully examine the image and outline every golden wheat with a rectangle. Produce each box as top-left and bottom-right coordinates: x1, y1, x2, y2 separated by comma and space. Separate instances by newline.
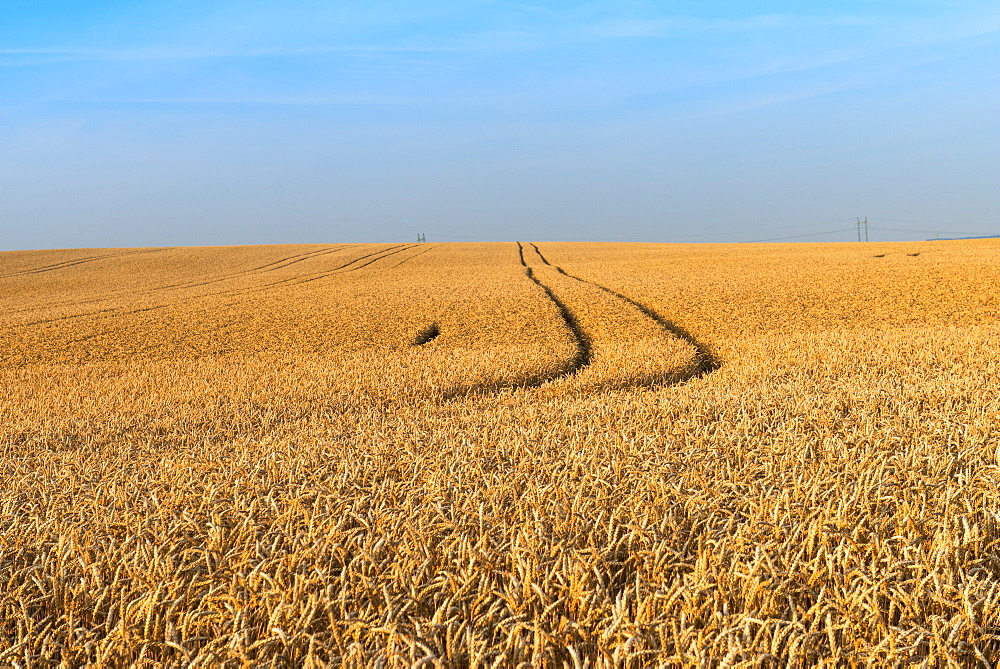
1, 240, 998, 666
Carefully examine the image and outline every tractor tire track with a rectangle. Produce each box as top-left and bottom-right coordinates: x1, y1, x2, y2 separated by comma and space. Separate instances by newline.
253, 245, 355, 272
149, 243, 413, 301
330, 244, 414, 272
149, 244, 360, 292
518, 244, 592, 374
245, 244, 421, 290
439, 243, 593, 399
528, 243, 720, 379
439, 240, 717, 397
344, 244, 422, 273
0, 248, 169, 280
0, 253, 115, 279
2, 245, 361, 320
392, 245, 439, 268
5, 244, 420, 332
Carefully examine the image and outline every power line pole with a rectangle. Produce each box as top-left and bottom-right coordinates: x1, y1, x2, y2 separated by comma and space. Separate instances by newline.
856, 217, 868, 242
856, 218, 862, 242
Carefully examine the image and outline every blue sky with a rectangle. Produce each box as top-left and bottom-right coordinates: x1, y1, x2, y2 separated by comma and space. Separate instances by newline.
2, 1, 999, 249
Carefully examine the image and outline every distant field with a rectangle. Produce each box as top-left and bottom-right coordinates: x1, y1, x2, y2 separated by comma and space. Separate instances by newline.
2, 240, 999, 665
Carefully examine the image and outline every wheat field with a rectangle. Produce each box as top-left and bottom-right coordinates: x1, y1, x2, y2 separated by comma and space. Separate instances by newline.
1, 240, 999, 666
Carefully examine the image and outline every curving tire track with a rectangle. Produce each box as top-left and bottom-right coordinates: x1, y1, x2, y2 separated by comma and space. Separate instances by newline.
5, 242, 717, 393
528, 243, 720, 378
433, 243, 593, 399
429, 241, 718, 398
518, 243, 592, 375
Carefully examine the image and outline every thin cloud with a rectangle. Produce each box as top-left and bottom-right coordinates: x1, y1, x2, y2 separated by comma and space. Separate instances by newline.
482, 1, 575, 21
0, 43, 475, 66
38, 95, 425, 106
587, 14, 879, 39
0, 48, 82, 53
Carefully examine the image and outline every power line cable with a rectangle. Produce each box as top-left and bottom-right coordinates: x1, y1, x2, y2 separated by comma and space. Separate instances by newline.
871, 225, 997, 237
742, 228, 856, 243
